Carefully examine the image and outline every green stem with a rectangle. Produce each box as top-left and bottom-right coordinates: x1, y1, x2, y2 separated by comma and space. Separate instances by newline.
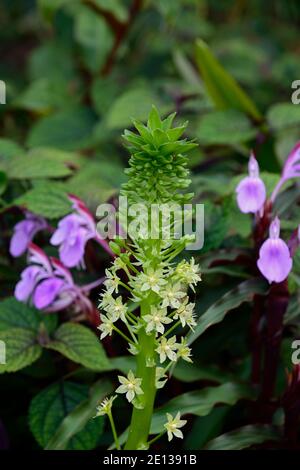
124, 298, 157, 450
113, 325, 134, 345
108, 411, 121, 450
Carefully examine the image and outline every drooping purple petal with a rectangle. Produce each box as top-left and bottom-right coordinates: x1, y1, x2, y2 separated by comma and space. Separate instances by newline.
33, 277, 65, 309
257, 217, 293, 283
14, 266, 43, 302
236, 154, 266, 214
271, 142, 300, 202
10, 214, 46, 257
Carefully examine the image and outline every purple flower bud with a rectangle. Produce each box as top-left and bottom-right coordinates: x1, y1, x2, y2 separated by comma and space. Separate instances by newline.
9, 212, 47, 257
271, 142, 300, 202
236, 153, 266, 214
257, 217, 293, 283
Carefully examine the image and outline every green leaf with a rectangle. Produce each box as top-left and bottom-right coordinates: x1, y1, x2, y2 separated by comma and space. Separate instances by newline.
0, 297, 56, 334
0, 139, 23, 175
0, 298, 58, 373
205, 425, 280, 450
66, 160, 125, 209
45, 379, 112, 449
197, 109, 256, 145
172, 361, 231, 384
195, 39, 261, 120
184, 406, 229, 450
29, 381, 105, 449
150, 382, 254, 435
27, 107, 96, 151
14, 182, 72, 218
38, 0, 74, 20
0, 171, 7, 196
267, 102, 300, 131
0, 328, 42, 373
106, 87, 166, 130
0, 138, 22, 161
14, 78, 78, 113
7, 148, 81, 179
74, 6, 114, 73
46, 323, 111, 371
187, 279, 268, 345
92, 0, 128, 22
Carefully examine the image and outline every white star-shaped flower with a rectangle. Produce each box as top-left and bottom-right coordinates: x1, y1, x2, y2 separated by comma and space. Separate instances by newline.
144, 306, 172, 334
98, 314, 114, 339
104, 269, 120, 294
107, 296, 127, 322
138, 268, 167, 294
175, 258, 201, 291
156, 336, 178, 363
173, 300, 197, 329
164, 412, 187, 441
160, 284, 186, 309
116, 370, 143, 403
176, 337, 193, 363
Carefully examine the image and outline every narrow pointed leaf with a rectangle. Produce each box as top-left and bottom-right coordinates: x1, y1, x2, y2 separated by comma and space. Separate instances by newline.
195, 39, 262, 120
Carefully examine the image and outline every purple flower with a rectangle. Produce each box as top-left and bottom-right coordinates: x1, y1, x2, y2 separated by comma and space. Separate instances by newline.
236, 153, 266, 214
257, 217, 293, 283
50, 213, 93, 268
14, 244, 104, 313
50, 195, 114, 268
271, 142, 300, 202
10, 212, 47, 257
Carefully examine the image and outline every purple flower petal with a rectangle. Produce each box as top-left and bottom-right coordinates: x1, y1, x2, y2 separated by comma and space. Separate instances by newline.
10, 214, 46, 257
33, 278, 64, 309
14, 266, 42, 302
51, 213, 94, 268
59, 228, 89, 267
236, 176, 266, 213
257, 217, 293, 283
271, 142, 300, 202
236, 154, 266, 214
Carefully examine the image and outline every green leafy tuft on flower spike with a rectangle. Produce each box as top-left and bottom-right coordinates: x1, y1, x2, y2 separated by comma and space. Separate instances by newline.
121, 105, 197, 205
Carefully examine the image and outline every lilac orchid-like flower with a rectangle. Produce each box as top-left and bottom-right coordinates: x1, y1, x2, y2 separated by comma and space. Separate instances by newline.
50, 195, 113, 268
14, 243, 104, 313
236, 153, 266, 214
9, 212, 47, 257
257, 217, 293, 284
271, 142, 300, 203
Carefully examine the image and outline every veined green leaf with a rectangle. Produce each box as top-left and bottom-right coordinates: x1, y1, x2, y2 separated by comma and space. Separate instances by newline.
45, 379, 113, 450
188, 278, 268, 345
205, 425, 280, 450
29, 381, 105, 449
14, 182, 72, 218
46, 323, 111, 371
0, 328, 42, 373
195, 39, 261, 120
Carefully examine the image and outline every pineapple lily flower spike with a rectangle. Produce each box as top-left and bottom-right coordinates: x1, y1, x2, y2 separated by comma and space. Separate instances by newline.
97, 107, 201, 450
